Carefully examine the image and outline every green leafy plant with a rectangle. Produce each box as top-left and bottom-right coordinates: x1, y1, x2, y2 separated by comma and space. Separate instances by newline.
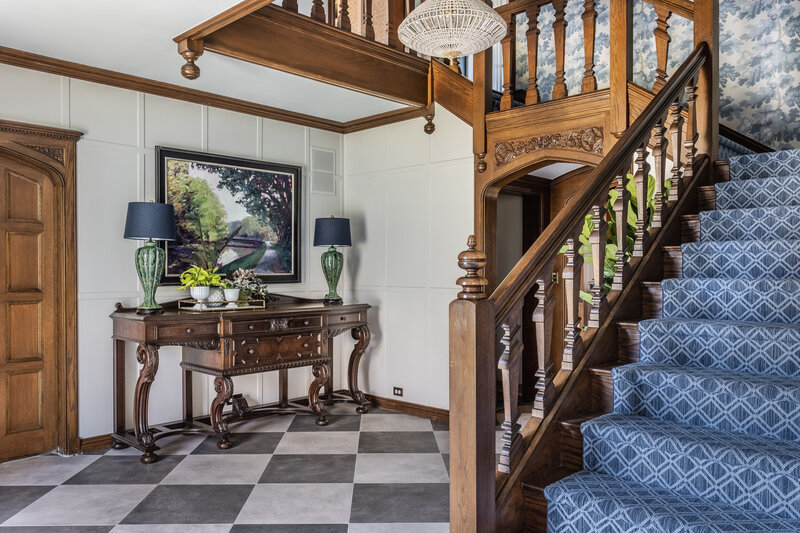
563, 173, 668, 303
179, 266, 223, 289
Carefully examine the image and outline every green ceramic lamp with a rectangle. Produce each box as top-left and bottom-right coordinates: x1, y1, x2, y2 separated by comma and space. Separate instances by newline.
313, 216, 351, 305
124, 202, 177, 315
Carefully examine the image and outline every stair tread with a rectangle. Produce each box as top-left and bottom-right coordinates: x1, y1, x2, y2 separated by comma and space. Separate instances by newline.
522, 466, 577, 491
699, 204, 800, 242
716, 173, 800, 210
681, 239, 800, 279
545, 471, 800, 532
729, 148, 800, 181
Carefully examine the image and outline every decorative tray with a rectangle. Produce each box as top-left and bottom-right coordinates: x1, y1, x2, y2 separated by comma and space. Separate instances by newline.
178, 299, 266, 312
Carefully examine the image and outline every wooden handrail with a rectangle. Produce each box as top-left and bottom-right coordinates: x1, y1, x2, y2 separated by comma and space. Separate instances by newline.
490, 43, 709, 324
720, 123, 774, 153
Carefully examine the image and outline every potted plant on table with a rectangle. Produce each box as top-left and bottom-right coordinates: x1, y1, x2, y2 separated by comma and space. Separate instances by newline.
231, 268, 269, 304
179, 265, 223, 310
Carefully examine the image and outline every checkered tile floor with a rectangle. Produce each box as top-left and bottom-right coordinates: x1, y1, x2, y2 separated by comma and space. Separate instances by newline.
0, 404, 503, 532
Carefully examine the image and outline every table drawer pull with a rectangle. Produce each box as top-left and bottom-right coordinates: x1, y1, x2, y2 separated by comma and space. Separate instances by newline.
186, 328, 193, 334
249, 324, 255, 330
303, 343, 310, 348
303, 320, 309, 326
248, 348, 255, 355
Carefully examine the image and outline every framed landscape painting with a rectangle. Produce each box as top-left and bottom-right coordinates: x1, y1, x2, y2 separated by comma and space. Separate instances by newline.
156, 146, 301, 284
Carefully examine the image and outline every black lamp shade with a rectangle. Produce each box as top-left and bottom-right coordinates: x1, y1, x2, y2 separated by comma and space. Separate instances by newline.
123, 202, 177, 241
314, 217, 351, 247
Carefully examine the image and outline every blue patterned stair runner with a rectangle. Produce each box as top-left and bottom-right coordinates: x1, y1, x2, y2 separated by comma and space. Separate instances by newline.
545, 149, 800, 531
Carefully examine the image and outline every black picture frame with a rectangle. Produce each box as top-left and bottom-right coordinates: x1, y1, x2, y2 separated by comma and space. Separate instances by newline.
156, 146, 302, 285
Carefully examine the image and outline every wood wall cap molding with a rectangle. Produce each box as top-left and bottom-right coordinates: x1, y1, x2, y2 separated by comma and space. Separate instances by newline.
642, 0, 694, 20
485, 89, 611, 135
0, 118, 83, 142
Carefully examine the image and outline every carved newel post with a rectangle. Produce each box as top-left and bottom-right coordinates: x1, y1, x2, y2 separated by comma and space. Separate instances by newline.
457, 235, 488, 299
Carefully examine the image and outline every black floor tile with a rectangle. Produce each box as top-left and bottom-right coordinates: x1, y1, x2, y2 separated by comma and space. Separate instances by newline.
63, 455, 184, 485
430, 419, 449, 431
192, 432, 283, 454
349, 483, 450, 523
442, 453, 450, 475
259, 454, 356, 484
288, 415, 361, 432
231, 525, 348, 532
0, 486, 54, 523
358, 431, 440, 453
121, 484, 254, 524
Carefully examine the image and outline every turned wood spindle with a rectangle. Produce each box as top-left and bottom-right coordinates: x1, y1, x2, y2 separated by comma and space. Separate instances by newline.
683, 79, 698, 184
588, 202, 608, 328
497, 305, 524, 474
362, 0, 375, 40
552, 0, 568, 99
456, 236, 488, 299
525, 5, 541, 105
632, 143, 651, 257
532, 259, 556, 418
311, 0, 326, 22
449, 58, 461, 74
338, 0, 352, 31
650, 120, 667, 228
562, 227, 584, 370
387, 0, 404, 50
668, 101, 684, 202
500, 16, 516, 111
581, 0, 598, 93
283, 0, 299, 12
611, 174, 630, 291
653, 5, 672, 93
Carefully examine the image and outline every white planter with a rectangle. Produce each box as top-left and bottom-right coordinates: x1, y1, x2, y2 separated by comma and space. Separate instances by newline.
224, 288, 241, 308
189, 286, 210, 310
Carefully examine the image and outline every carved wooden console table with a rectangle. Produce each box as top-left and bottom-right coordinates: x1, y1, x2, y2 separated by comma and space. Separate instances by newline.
110, 295, 371, 463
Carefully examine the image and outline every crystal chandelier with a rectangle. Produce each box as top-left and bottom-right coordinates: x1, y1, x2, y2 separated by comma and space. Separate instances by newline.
398, 0, 506, 62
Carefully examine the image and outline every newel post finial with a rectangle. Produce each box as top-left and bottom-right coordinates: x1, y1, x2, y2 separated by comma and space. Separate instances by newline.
456, 235, 488, 299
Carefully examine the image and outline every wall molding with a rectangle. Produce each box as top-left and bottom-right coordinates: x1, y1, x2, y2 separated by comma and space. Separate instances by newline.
0, 46, 426, 135
80, 433, 114, 453
337, 390, 449, 422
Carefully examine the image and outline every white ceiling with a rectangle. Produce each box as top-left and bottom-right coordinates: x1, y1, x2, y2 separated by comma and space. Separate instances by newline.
0, 0, 406, 122
531, 162, 586, 180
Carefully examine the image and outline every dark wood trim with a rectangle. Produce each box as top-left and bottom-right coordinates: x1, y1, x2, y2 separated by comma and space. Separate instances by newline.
720, 123, 773, 153
500, 175, 551, 196
342, 106, 427, 133
192, 5, 430, 106
0, 46, 343, 132
642, 0, 694, 20
0, 119, 82, 456
550, 165, 595, 188
174, 0, 277, 42
432, 59, 473, 126
336, 390, 449, 422
80, 433, 114, 453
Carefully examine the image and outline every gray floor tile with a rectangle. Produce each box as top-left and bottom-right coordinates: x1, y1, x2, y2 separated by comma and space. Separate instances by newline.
0, 455, 99, 485
231, 525, 348, 532
111, 525, 232, 532
236, 484, 353, 524
288, 414, 361, 432
358, 432, 439, 453
3, 485, 155, 526
259, 454, 356, 483
348, 524, 450, 532
229, 414, 295, 433
63, 456, 184, 485
359, 415, 432, 432
192, 433, 283, 455
274, 432, 359, 455
161, 455, 271, 485
0, 486, 54, 523
349, 483, 449, 523
434, 431, 449, 453
121, 485, 253, 524
0, 526, 112, 533
442, 454, 450, 475
354, 453, 449, 483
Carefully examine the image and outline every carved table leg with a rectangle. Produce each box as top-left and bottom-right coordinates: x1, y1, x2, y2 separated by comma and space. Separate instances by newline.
210, 376, 234, 449
348, 325, 371, 414
309, 362, 331, 426
133, 344, 159, 463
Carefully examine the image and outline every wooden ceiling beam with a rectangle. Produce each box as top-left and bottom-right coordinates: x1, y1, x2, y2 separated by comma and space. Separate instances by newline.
176, 4, 430, 107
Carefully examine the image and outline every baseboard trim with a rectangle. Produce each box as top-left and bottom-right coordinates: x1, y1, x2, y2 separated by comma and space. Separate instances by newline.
80, 433, 114, 453
336, 390, 449, 423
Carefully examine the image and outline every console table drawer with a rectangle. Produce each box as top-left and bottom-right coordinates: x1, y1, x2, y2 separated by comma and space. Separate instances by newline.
229, 315, 322, 335
231, 333, 324, 369
328, 311, 363, 326
157, 322, 219, 340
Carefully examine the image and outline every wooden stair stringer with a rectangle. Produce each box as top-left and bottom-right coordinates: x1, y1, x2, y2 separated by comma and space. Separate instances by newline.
496, 155, 710, 533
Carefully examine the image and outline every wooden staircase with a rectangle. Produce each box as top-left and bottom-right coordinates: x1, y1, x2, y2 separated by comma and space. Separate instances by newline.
517, 158, 730, 531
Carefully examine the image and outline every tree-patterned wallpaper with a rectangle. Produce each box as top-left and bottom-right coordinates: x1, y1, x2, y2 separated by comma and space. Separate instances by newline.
510, 0, 800, 149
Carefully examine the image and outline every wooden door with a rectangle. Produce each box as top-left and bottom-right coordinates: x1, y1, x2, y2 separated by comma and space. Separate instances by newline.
0, 154, 58, 460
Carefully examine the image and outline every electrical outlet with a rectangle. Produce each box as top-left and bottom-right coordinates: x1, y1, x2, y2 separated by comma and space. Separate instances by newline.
392, 387, 404, 397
